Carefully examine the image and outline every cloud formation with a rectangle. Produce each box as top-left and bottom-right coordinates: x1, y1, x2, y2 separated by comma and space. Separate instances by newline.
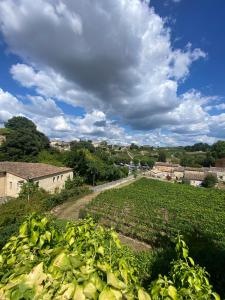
0, 0, 224, 145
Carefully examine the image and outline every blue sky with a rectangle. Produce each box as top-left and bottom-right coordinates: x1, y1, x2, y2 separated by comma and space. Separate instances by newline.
151, 0, 225, 99
0, 0, 224, 145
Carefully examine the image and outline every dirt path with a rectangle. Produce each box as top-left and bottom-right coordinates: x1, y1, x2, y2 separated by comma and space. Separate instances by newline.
52, 176, 136, 220
118, 233, 151, 252
52, 192, 101, 220
51, 176, 151, 251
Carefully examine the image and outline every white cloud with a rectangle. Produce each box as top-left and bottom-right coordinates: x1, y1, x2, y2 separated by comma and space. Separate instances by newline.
0, 0, 206, 131
0, 0, 224, 145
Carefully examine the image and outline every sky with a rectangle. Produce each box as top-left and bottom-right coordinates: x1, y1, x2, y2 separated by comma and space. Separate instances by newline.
0, 0, 224, 146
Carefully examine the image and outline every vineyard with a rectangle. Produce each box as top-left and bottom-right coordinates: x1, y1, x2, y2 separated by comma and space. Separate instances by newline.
82, 178, 225, 246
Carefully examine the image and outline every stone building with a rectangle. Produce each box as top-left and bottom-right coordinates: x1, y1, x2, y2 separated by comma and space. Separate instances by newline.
0, 162, 73, 200
0, 135, 6, 146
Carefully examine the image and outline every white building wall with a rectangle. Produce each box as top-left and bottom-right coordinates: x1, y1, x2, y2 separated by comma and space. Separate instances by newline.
190, 180, 202, 187
34, 171, 73, 193
6, 173, 27, 198
1, 170, 73, 198
0, 174, 6, 198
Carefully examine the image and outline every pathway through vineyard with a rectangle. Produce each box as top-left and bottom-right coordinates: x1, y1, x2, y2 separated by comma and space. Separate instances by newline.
52, 175, 151, 251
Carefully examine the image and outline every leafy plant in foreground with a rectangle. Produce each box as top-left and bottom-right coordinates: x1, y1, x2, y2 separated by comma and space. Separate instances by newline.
0, 215, 220, 299
149, 235, 220, 299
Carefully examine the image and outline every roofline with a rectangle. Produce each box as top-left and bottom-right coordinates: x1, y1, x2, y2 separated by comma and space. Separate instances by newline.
4, 168, 73, 181
31, 169, 73, 180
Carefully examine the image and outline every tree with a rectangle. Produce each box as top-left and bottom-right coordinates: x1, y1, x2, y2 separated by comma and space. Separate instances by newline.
130, 143, 139, 150
1, 117, 49, 161
70, 140, 95, 153
202, 152, 215, 167
133, 157, 139, 166
202, 174, 218, 188
158, 150, 166, 162
140, 157, 155, 168
211, 141, 225, 159
5, 116, 36, 131
184, 143, 211, 152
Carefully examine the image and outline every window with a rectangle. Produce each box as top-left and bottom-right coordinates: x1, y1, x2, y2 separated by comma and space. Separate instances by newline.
17, 181, 24, 190
53, 177, 55, 182
9, 182, 12, 189
57, 176, 59, 181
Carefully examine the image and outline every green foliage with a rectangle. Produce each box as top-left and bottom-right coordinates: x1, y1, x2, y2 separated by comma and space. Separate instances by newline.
133, 158, 139, 166
70, 140, 95, 153
37, 150, 64, 166
84, 178, 225, 246
202, 152, 215, 167
18, 181, 40, 200
0, 215, 143, 299
5, 116, 37, 131
139, 157, 155, 168
149, 235, 219, 299
132, 169, 138, 178
202, 174, 218, 188
130, 143, 139, 150
65, 176, 84, 189
211, 140, 225, 159
0, 128, 11, 136
1, 117, 49, 161
64, 149, 128, 185
184, 143, 211, 152
158, 151, 166, 162
0, 215, 219, 299
0, 182, 90, 250
83, 178, 225, 296
112, 153, 131, 165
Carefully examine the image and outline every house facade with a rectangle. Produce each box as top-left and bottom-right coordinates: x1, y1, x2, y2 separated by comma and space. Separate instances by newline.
50, 140, 71, 152
152, 162, 224, 186
183, 171, 206, 187
0, 135, 6, 146
0, 162, 73, 201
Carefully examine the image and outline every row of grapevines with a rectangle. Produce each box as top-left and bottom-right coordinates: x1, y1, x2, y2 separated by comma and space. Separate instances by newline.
83, 178, 225, 246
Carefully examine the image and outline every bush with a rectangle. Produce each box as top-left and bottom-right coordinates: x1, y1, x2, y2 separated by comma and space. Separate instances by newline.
202, 174, 218, 188
0, 181, 90, 249
65, 176, 84, 189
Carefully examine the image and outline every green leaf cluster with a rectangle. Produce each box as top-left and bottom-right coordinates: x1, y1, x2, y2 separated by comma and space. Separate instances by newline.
0, 214, 146, 299
149, 235, 220, 299
0, 215, 220, 299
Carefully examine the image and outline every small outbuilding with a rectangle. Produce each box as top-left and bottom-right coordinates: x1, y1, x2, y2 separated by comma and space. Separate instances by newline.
184, 171, 206, 187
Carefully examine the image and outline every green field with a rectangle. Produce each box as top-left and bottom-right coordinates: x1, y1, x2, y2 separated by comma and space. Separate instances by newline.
84, 178, 225, 245
83, 178, 225, 295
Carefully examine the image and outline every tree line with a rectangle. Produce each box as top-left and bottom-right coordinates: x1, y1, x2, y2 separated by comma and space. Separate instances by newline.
0, 116, 128, 185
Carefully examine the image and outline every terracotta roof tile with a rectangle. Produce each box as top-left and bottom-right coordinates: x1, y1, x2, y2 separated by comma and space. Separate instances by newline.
0, 162, 72, 180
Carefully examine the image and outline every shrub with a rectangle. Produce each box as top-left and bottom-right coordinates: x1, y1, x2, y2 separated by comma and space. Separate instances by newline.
202, 174, 218, 188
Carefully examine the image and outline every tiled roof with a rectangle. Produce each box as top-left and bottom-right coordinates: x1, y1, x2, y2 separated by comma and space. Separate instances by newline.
155, 162, 180, 167
185, 167, 205, 172
173, 166, 185, 172
0, 162, 72, 180
215, 158, 225, 167
184, 171, 217, 181
209, 167, 225, 172
184, 171, 206, 181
